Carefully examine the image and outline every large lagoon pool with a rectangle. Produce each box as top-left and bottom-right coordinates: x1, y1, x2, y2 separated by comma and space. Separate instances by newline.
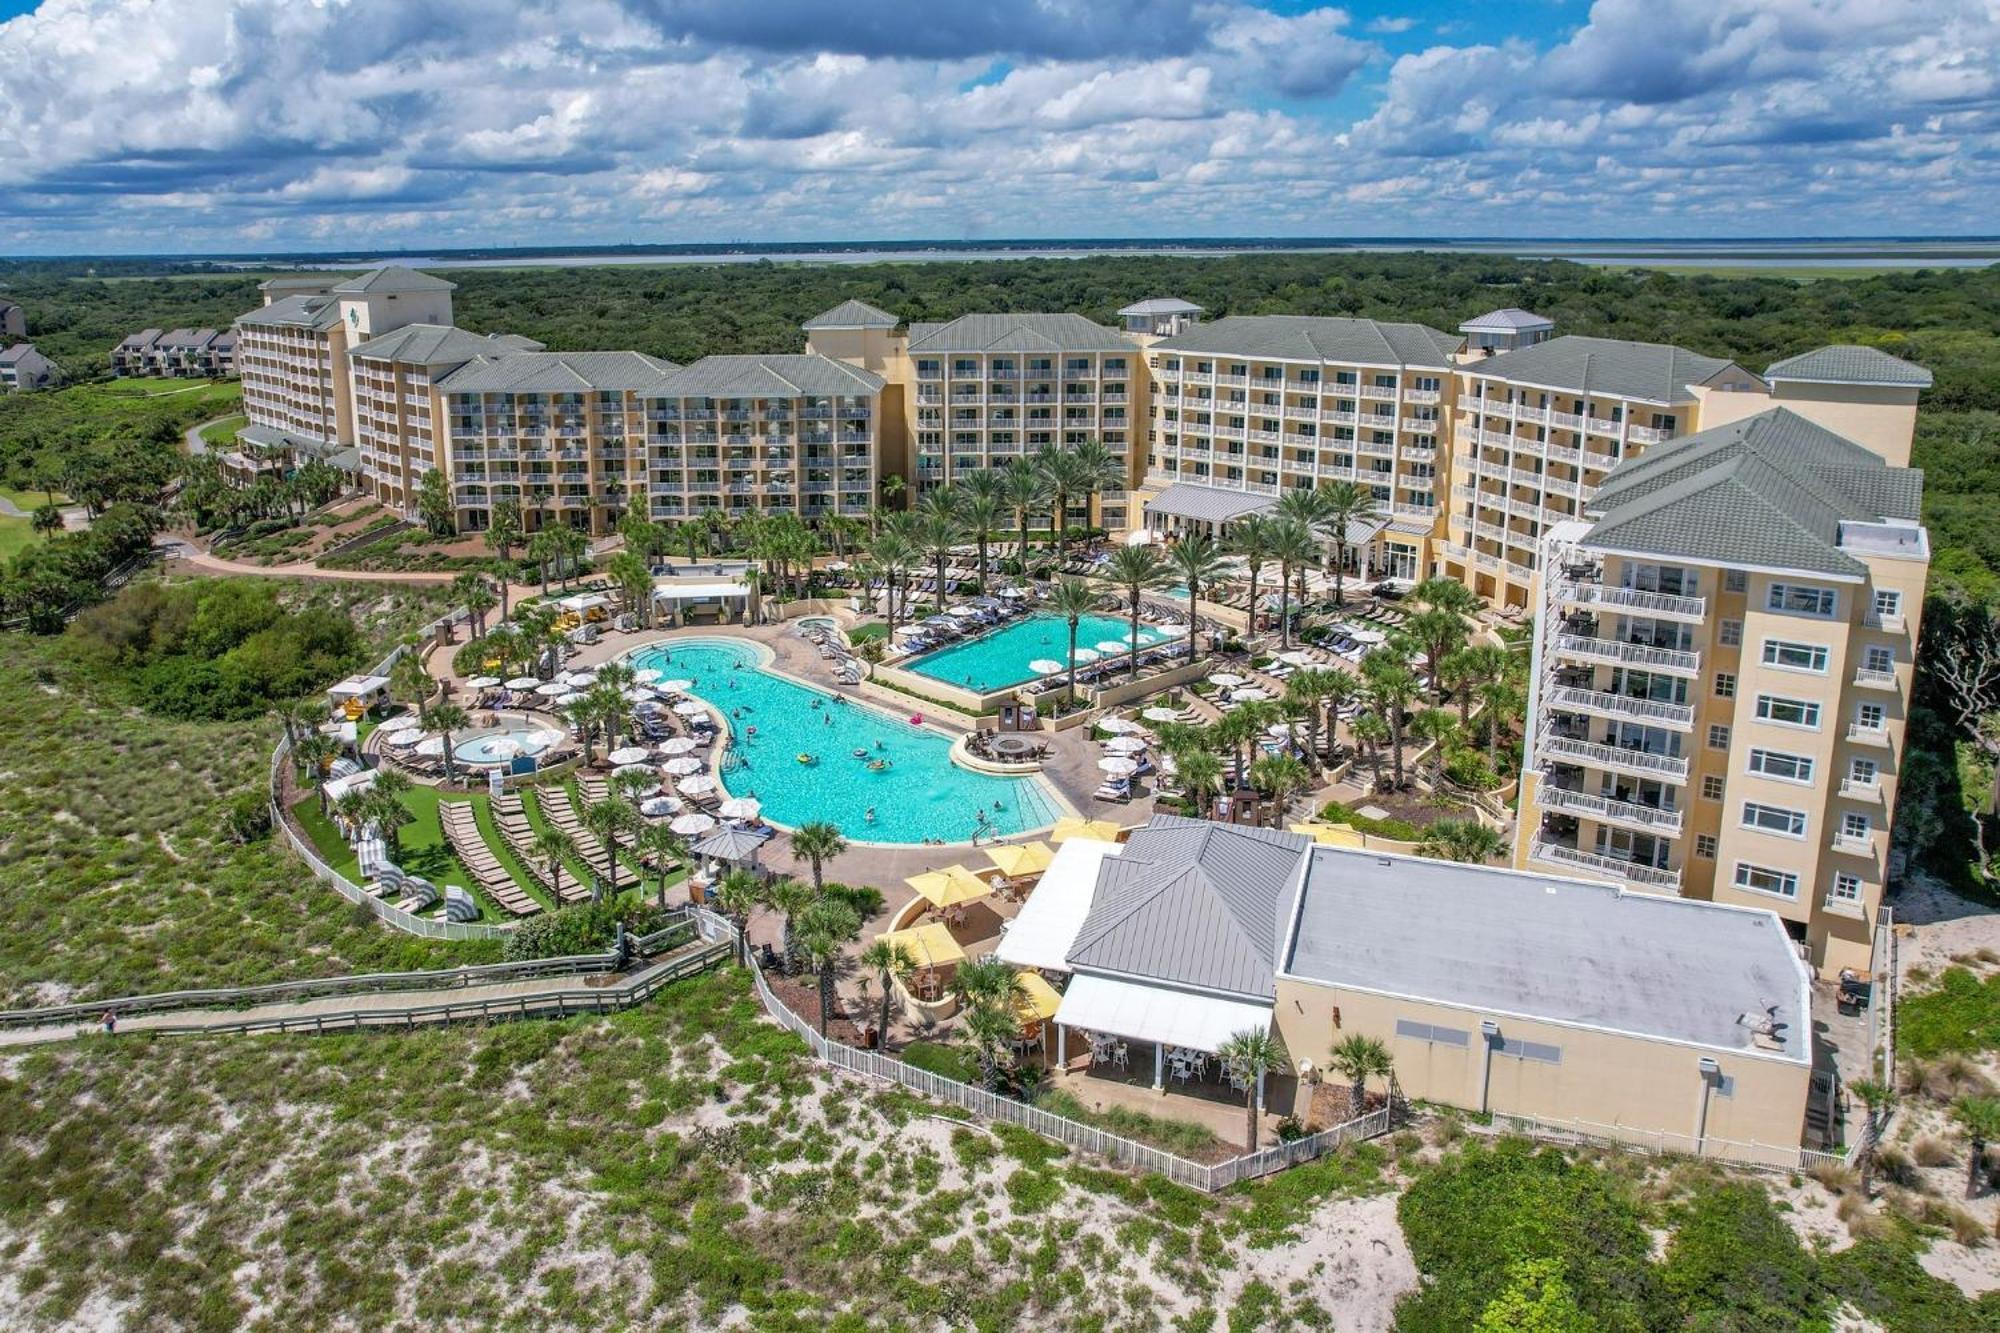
907, 613, 1179, 693
626, 638, 1065, 844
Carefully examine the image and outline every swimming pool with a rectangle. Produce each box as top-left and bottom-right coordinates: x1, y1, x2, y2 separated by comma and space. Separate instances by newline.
625, 638, 1065, 844
452, 725, 560, 766
906, 613, 1178, 692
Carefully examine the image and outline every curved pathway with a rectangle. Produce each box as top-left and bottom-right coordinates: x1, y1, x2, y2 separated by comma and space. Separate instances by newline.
158, 539, 461, 585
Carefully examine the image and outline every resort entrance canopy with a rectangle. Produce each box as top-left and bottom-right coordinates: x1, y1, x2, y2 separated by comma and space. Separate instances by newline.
1054, 973, 1274, 1086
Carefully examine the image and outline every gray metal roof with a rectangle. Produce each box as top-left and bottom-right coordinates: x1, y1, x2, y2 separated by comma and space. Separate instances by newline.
0, 343, 53, 373
1460, 307, 1553, 332
1763, 345, 1933, 388
906, 313, 1134, 355
349, 324, 543, 367
1151, 314, 1459, 368
1581, 408, 1924, 576
238, 421, 312, 451
1065, 815, 1308, 1000
328, 266, 456, 295
236, 293, 342, 332
1143, 481, 1275, 525
802, 299, 900, 331
118, 329, 163, 348
438, 350, 679, 394
1119, 297, 1204, 315
1470, 334, 1742, 403
257, 276, 334, 295
1283, 846, 1810, 1062
652, 354, 885, 399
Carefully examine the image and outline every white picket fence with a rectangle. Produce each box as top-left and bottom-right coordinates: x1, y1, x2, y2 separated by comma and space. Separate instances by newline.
690, 907, 1393, 1193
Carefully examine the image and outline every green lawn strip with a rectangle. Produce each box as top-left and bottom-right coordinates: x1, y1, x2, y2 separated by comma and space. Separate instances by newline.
518, 784, 601, 894
289, 790, 510, 924
464, 791, 556, 912
198, 413, 247, 447
0, 484, 67, 508
0, 512, 38, 560
1898, 965, 2000, 1059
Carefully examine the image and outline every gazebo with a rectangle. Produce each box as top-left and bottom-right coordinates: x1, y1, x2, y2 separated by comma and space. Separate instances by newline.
689, 824, 765, 878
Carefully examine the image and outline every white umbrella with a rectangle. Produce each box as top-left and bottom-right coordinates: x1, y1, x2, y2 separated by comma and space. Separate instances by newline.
414, 736, 446, 757
1029, 659, 1065, 674
607, 746, 651, 766
378, 717, 421, 736
1142, 706, 1182, 723
380, 729, 418, 747
946, 604, 978, 616
483, 738, 523, 760
567, 672, 598, 688
1098, 756, 1140, 776
678, 774, 718, 796
528, 729, 565, 748
1232, 686, 1270, 702
1210, 672, 1246, 687
662, 756, 704, 776
611, 763, 657, 783
827, 560, 849, 572
1104, 736, 1149, 754
632, 668, 663, 684
622, 686, 654, 702
1267, 722, 1299, 737
1071, 648, 1099, 663
718, 796, 761, 821
504, 676, 540, 690
670, 812, 717, 836
640, 796, 683, 818
550, 691, 582, 708
1098, 717, 1143, 734
1278, 650, 1316, 667
659, 736, 699, 755
1096, 640, 1131, 654
464, 676, 501, 689
659, 679, 694, 693
535, 680, 569, 696
673, 700, 709, 717
1350, 629, 1387, 646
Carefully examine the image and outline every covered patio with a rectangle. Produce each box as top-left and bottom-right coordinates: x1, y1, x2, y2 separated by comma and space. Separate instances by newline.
1051, 972, 1276, 1095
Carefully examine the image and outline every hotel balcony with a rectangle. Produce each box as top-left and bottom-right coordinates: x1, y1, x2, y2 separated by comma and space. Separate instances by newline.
1847, 722, 1892, 747
1535, 781, 1685, 835
1853, 666, 1898, 690
1552, 633, 1701, 678
1828, 830, 1876, 857
1839, 777, 1883, 803
1537, 733, 1689, 782
1527, 839, 1683, 893
1545, 686, 1694, 732
1553, 578, 1707, 623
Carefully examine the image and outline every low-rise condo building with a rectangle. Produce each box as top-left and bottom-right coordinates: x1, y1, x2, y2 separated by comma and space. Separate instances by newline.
114, 327, 236, 378
1515, 409, 1928, 976
1137, 315, 1458, 581
0, 342, 57, 392
0, 299, 25, 340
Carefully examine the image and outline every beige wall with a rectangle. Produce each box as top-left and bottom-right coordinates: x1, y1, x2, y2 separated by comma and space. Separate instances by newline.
1693, 382, 1920, 468
1273, 977, 1811, 1160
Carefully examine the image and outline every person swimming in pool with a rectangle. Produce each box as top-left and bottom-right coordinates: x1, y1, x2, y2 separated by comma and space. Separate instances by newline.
864, 807, 876, 823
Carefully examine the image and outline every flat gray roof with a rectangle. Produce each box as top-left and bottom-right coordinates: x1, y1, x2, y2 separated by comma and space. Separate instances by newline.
1281, 846, 1810, 1062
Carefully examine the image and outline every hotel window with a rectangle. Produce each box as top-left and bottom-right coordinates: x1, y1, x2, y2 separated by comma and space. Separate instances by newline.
1742, 802, 1807, 837
1768, 583, 1837, 617
1755, 695, 1821, 729
1872, 589, 1903, 621
1708, 724, 1731, 749
1856, 702, 1887, 730
1863, 645, 1895, 674
1830, 872, 1863, 902
1494, 1036, 1562, 1065
1718, 619, 1743, 647
1762, 639, 1830, 673
1695, 834, 1718, 859
1734, 862, 1801, 899
1724, 569, 1747, 593
1842, 812, 1872, 841
1701, 774, 1726, 801
1394, 1019, 1469, 1047
1714, 672, 1736, 698
1849, 757, 1878, 786
1748, 749, 1814, 784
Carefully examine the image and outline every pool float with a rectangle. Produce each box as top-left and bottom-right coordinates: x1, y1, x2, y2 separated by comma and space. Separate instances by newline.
868, 759, 892, 772
746, 726, 757, 737
852, 748, 869, 759
796, 753, 817, 766
910, 714, 923, 725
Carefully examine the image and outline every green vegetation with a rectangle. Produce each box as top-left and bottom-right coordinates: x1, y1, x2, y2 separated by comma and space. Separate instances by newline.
0, 511, 37, 561
901, 1040, 979, 1083
1035, 1089, 1223, 1156
1317, 799, 1423, 842
197, 412, 247, 448
0, 377, 239, 497
1898, 966, 2000, 1059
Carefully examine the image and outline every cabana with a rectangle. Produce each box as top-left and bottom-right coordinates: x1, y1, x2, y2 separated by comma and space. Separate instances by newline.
651, 575, 753, 626
326, 674, 390, 718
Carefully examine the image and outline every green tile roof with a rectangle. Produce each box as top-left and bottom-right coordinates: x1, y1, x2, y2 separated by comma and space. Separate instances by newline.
1152, 314, 1458, 367
1763, 345, 1933, 387
905, 313, 1134, 355
1470, 334, 1742, 402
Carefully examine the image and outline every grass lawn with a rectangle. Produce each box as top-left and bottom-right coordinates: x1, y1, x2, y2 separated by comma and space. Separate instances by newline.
0, 484, 66, 509
1897, 965, 2000, 1059
0, 512, 39, 561
849, 622, 889, 644
290, 786, 547, 921
199, 412, 248, 447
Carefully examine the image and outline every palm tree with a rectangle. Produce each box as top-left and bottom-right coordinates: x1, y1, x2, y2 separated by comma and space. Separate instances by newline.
297, 735, 341, 812
796, 897, 862, 1037
425, 702, 469, 783
270, 695, 311, 749
1217, 1027, 1287, 1151
1328, 1033, 1393, 1119
1174, 747, 1225, 819
859, 938, 919, 1041
1408, 707, 1461, 785
868, 525, 917, 637
1442, 643, 1507, 726
1286, 669, 1338, 775
956, 489, 1006, 593
1102, 544, 1170, 679
1362, 656, 1420, 789
1034, 447, 1082, 556
712, 867, 761, 966
1248, 753, 1311, 828
1267, 517, 1319, 650
530, 826, 576, 899
563, 697, 601, 767
1001, 459, 1050, 567
1314, 481, 1382, 608
1046, 576, 1101, 707
1166, 534, 1228, 665
1351, 710, 1389, 789
1477, 678, 1524, 770
612, 765, 657, 809
454, 571, 497, 638
367, 768, 416, 859
582, 798, 632, 901
915, 503, 965, 610
1406, 606, 1471, 706
1069, 437, 1125, 537
790, 821, 847, 895
951, 956, 1029, 1088
29, 502, 62, 538
1228, 514, 1277, 635
763, 876, 816, 974
485, 500, 523, 618
1417, 818, 1507, 865
527, 528, 559, 596
636, 822, 685, 907
333, 788, 373, 841
1952, 1094, 2000, 1199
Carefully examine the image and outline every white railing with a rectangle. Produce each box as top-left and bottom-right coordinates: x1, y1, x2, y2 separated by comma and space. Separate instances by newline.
1551, 634, 1701, 677
1852, 667, 1897, 690
1527, 839, 1683, 892
1534, 784, 1684, 834
1538, 733, 1690, 781
1555, 580, 1706, 620
1546, 685, 1695, 729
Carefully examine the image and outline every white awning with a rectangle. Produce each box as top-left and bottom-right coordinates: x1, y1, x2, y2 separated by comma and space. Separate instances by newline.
327, 674, 389, 700
994, 838, 1121, 973
1054, 973, 1272, 1054
558, 593, 611, 612
653, 581, 751, 600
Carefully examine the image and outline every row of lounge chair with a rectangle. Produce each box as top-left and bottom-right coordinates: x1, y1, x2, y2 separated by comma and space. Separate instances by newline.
492, 792, 592, 904
541, 786, 642, 886
437, 802, 543, 917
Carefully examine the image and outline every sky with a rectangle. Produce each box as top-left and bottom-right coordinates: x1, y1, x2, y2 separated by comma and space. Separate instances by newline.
0, 0, 1995, 255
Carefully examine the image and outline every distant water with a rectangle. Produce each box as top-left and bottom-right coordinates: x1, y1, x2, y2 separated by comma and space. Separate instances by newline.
258, 238, 2000, 273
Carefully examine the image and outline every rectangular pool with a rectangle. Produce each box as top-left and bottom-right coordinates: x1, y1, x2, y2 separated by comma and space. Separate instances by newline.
906, 612, 1180, 693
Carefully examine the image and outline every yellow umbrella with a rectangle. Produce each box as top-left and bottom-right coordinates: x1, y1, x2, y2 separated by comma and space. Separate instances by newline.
1290, 821, 1364, 847
905, 864, 994, 908
1012, 970, 1062, 1023
878, 922, 967, 971
1050, 817, 1123, 844
985, 841, 1056, 878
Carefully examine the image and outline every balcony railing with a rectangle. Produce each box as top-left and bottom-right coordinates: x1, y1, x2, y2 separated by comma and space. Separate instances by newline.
1539, 734, 1689, 781
1847, 722, 1891, 747
1527, 840, 1683, 892
1852, 667, 1898, 690
1828, 831, 1875, 857
1553, 634, 1701, 677
1535, 783, 1685, 834
1839, 777, 1883, 803
1546, 685, 1695, 730
1554, 579, 1707, 621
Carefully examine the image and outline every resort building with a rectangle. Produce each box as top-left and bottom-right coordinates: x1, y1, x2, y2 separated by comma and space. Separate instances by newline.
113, 327, 236, 378
1513, 408, 1928, 976
1, 298, 27, 339
1137, 315, 1459, 582
0, 342, 57, 391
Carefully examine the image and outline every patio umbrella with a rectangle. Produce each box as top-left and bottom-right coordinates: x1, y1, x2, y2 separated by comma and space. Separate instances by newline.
670, 812, 717, 836
985, 841, 1055, 878
678, 774, 719, 796
945, 604, 978, 616
662, 756, 704, 775
1028, 659, 1065, 675
1071, 648, 1100, 663
639, 796, 684, 818
997, 586, 1027, 598
1231, 686, 1270, 702
659, 679, 694, 693
877, 922, 965, 970
611, 763, 657, 784
1209, 672, 1246, 687
528, 729, 565, 748
463, 676, 501, 689
567, 672, 598, 688
413, 736, 446, 757
1049, 816, 1122, 843
826, 560, 849, 572
483, 738, 523, 760
550, 691, 582, 708
906, 865, 993, 908
1104, 736, 1149, 754
622, 686, 654, 702
717, 796, 761, 821
632, 668, 664, 684
673, 700, 710, 717
1096, 640, 1131, 655
1098, 756, 1140, 776
1013, 970, 1063, 1024
659, 736, 699, 755
1098, 717, 1143, 734
1277, 650, 1316, 667
534, 680, 569, 696
1350, 628, 1387, 646
380, 729, 418, 747
1141, 706, 1182, 723
607, 746, 652, 766
1267, 722, 1299, 738
504, 676, 540, 690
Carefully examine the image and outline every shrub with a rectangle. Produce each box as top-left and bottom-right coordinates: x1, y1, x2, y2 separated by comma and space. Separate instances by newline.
501, 900, 673, 961
1442, 747, 1501, 791
1899, 967, 2000, 1060
900, 1041, 978, 1083
1319, 799, 1423, 843
1274, 1116, 1307, 1142
1659, 1182, 1828, 1331
220, 791, 271, 845
823, 881, 884, 921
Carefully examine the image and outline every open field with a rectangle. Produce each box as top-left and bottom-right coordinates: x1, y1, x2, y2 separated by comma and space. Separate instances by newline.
0, 512, 37, 560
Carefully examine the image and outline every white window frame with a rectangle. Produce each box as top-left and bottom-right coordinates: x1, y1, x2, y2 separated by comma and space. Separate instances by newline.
1733, 861, 1801, 900
1841, 811, 1872, 841
1767, 583, 1837, 617
1872, 589, 1902, 620
1714, 672, 1736, 698
1694, 834, 1718, 859
1760, 639, 1830, 674
1700, 774, 1726, 801
1856, 702, 1886, 730
1718, 619, 1743, 647
1755, 694, 1821, 730
1747, 749, 1815, 785
1829, 872, 1863, 903
1741, 801, 1808, 838
1707, 724, 1731, 749
1862, 645, 1895, 674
